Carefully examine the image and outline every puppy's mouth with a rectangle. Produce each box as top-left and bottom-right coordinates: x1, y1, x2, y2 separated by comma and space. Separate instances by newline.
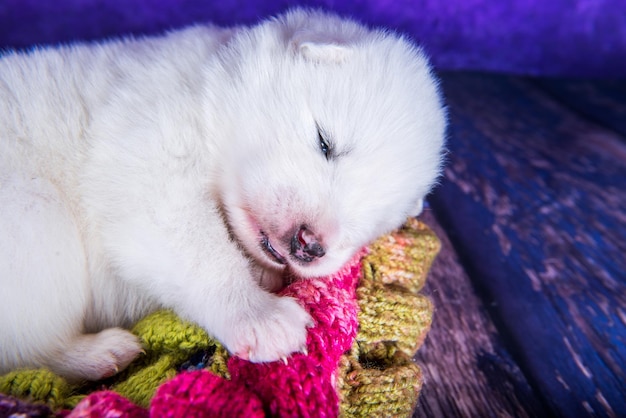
260, 231, 287, 265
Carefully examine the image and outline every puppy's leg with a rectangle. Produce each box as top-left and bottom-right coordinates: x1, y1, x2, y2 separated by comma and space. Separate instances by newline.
0, 175, 142, 380
99, 196, 312, 364
169, 256, 313, 363
46, 328, 143, 381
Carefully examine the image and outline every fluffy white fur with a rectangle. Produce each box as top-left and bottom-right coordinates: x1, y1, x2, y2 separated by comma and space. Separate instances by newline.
0, 9, 446, 381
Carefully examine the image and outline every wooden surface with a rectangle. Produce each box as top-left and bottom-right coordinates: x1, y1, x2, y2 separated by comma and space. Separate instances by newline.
414, 210, 548, 417
412, 73, 626, 418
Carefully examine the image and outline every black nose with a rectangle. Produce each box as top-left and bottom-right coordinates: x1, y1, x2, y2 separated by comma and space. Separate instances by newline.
290, 225, 325, 263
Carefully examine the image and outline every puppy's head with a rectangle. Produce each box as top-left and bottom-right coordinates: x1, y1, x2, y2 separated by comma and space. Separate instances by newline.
213, 9, 446, 278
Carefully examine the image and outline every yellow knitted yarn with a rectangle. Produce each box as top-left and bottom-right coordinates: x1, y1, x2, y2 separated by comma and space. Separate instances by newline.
0, 218, 439, 417
338, 343, 423, 418
338, 217, 440, 417
0, 368, 72, 410
112, 310, 231, 408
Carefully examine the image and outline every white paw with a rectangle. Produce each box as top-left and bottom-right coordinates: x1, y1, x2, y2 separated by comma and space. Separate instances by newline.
51, 328, 144, 381
222, 295, 313, 363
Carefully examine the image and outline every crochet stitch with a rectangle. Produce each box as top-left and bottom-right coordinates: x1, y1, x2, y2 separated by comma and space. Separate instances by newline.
0, 218, 439, 417
338, 218, 439, 417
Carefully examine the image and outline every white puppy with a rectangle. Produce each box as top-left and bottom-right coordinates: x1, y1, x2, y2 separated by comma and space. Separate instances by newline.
0, 9, 446, 381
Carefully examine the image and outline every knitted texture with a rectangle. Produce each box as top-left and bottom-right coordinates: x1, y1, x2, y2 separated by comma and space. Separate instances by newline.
0, 218, 439, 418
68, 390, 148, 418
338, 217, 440, 417
146, 250, 363, 418
0, 369, 72, 410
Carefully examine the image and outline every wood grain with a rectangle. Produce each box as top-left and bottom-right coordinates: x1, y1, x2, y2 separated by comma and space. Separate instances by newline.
413, 210, 547, 417
428, 73, 626, 417
532, 79, 626, 138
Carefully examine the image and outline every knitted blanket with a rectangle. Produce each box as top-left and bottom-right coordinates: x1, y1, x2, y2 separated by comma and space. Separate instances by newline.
0, 218, 439, 418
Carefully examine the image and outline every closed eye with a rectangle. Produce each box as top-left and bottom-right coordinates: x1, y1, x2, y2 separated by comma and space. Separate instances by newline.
317, 126, 332, 160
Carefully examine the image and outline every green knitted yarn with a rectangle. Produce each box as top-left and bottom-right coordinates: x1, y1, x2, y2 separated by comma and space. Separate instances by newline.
0, 368, 72, 410
0, 218, 439, 417
0, 310, 229, 410
114, 310, 230, 408
338, 218, 440, 417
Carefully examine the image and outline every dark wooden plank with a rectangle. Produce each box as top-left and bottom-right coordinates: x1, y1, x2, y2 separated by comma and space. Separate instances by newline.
413, 210, 548, 418
429, 73, 626, 418
532, 78, 626, 138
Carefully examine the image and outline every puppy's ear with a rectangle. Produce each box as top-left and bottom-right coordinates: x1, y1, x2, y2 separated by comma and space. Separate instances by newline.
292, 29, 352, 63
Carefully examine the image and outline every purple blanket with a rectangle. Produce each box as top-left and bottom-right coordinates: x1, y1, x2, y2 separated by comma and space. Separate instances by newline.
1, 0, 625, 77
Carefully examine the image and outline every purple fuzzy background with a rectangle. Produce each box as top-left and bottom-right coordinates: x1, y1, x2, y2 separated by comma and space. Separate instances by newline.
1, 0, 625, 77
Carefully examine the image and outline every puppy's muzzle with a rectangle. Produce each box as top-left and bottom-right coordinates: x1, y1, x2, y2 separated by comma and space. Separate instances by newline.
290, 225, 325, 263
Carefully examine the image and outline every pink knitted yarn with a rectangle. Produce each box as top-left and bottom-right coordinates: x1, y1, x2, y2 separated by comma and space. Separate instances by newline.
225, 251, 362, 417
68, 391, 147, 418
69, 250, 363, 417
151, 370, 264, 417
